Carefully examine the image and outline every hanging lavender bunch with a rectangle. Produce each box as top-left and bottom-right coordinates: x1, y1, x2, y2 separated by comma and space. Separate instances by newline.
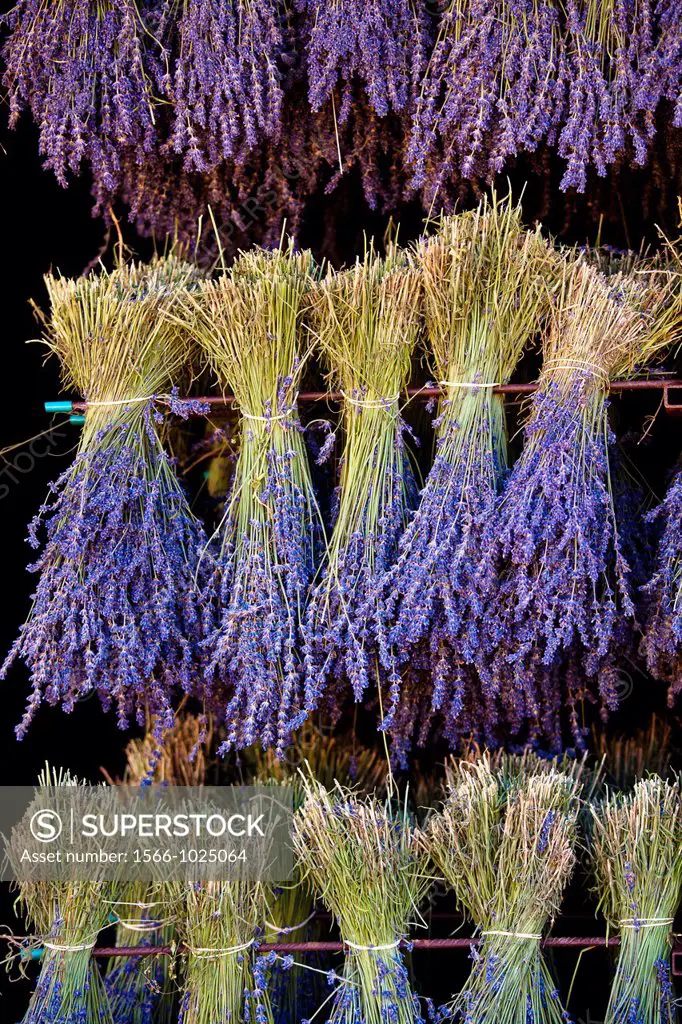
2, 256, 211, 741
296, 0, 431, 121
293, 780, 430, 1024
474, 258, 682, 748
179, 879, 273, 1024
173, 244, 323, 757
423, 756, 582, 1024
408, 0, 564, 201
1, 0, 158, 189
301, 246, 422, 725
105, 885, 177, 1024
8, 767, 120, 1024
164, 0, 289, 171
558, 0, 665, 191
381, 196, 556, 754
591, 777, 682, 1024
641, 455, 682, 703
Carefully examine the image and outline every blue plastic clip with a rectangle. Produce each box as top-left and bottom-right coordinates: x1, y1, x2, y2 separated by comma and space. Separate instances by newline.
44, 401, 74, 414
21, 947, 44, 961
69, 415, 86, 426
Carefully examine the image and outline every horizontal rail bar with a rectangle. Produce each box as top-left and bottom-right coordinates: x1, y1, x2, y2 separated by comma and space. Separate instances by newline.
46, 376, 682, 418
90, 936, 623, 957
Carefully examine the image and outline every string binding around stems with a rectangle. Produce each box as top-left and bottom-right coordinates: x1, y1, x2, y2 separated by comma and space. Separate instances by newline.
341, 392, 401, 410
344, 939, 402, 951
619, 918, 675, 929
481, 930, 543, 940
542, 358, 611, 390
439, 381, 501, 389
113, 916, 177, 933
43, 938, 98, 952
263, 910, 317, 935
186, 938, 255, 959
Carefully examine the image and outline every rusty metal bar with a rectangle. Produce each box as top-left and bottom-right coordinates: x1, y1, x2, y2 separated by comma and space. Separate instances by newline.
55, 376, 682, 418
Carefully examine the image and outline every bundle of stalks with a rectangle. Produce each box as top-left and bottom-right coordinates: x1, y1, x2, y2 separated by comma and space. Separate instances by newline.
302, 244, 422, 727
172, 242, 323, 757
293, 780, 430, 1024
115, 712, 216, 787
424, 756, 582, 1024
591, 776, 682, 1024
2, 255, 210, 745
179, 879, 272, 1024
592, 714, 675, 789
475, 255, 682, 749
248, 721, 387, 795
381, 193, 556, 761
105, 883, 178, 1024
10, 767, 119, 1024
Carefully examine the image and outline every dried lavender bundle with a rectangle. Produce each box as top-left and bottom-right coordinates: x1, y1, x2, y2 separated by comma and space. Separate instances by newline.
302, 246, 422, 724
591, 777, 682, 1024
641, 452, 682, 703
173, 244, 323, 757
1, 0, 158, 188
424, 757, 581, 1024
9, 768, 120, 1024
179, 879, 273, 1024
408, 0, 565, 199
2, 256, 211, 742
475, 258, 682, 749
164, 0, 288, 171
296, 0, 431, 121
558, 0, 675, 191
104, 884, 177, 1024
381, 196, 555, 755
293, 781, 430, 1024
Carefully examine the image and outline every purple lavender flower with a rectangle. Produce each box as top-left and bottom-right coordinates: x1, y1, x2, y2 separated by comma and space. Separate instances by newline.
2, 0, 158, 189
165, 0, 288, 171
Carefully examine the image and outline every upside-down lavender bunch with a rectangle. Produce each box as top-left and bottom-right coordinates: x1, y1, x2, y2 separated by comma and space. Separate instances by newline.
104, 884, 177, 1024
641, 449, 682, 704
475, 257, 682, 749
293, 779, 430, 1024
296, 0, 431, 121
9, 767, 119, 1024
381, 195, 555, 755
164, 0, 289, 171
252, 727, 388, 1024
174, 243, 323, 757
1, 0, 158, 189
591, 777, 682, 1024
2, 256, 211, 741
408, 0, 565, 200
558, 0, 682, 192
423, 756, 581, 1024
302, 246, 422, 723
179, 879, 273, 1024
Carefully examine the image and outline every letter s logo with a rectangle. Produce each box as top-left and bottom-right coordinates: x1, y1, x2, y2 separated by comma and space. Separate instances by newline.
30, 810, 63, 843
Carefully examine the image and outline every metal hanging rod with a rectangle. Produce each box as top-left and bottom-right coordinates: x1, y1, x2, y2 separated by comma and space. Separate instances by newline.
45, 376, 682, 423
86, 936, 626, 957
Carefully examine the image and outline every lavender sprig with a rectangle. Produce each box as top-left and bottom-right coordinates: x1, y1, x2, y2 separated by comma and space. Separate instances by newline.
301, 246, 421, 727
165, 0, 288, 171
2, 0, 158, 189
297, 0, 431, 121
172, 243, 323, 758
474, 258, 682, 749
591, 777, 682, 1024
293, 780, 430, 1024
423, 756, 582, 1024
2, 257, 210, 740
381, 196, 556, 758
